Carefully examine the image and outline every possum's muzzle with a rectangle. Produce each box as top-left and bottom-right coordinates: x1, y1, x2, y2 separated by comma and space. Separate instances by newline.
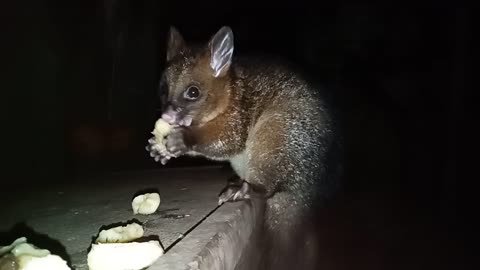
161, 104, 193, 127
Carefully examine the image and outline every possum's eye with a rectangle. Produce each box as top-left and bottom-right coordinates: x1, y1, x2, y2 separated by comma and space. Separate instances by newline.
183, 85, 201, 101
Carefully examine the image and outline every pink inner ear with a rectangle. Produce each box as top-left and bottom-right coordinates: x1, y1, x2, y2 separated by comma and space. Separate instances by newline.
210, 28, 234, 77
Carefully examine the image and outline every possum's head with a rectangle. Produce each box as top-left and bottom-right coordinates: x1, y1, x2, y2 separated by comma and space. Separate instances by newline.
159, 26, 234, 127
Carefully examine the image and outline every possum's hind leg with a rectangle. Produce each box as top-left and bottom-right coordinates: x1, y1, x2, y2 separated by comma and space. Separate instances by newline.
244, 112, 320, 270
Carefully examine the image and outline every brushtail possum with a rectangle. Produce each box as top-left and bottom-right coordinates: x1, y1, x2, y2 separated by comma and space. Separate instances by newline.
147, 26, 343, 270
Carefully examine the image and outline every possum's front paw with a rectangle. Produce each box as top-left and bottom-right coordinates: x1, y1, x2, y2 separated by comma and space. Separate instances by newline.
146, 118, 175, 165
146, 137, 171, 165
218, 181, 251, 205
165, 127, 189, 157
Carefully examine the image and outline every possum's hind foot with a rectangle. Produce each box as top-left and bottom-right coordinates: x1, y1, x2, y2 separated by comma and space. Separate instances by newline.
218, 180, 251, 205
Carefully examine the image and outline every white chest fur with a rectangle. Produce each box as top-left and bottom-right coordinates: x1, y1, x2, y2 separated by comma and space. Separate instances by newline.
229, 150, 247, 180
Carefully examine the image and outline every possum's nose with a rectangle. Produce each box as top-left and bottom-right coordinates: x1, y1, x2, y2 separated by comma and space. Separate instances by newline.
161, 105, 179, 124
161, 104, 193, 127
161, 113, 176, 124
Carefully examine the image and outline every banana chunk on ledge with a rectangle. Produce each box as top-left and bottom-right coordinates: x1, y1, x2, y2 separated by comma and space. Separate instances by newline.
88, 222, 163, 270
132, 193, 161, 215
96, 223, 144, 244
87, 241, 163, 270
0, 237, 71, 270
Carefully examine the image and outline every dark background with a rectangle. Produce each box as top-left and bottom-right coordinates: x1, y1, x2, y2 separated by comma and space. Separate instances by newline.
2, 0, 474, 264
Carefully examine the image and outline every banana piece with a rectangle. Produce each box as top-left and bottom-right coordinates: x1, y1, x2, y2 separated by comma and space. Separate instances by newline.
0, 237, 70, 270
87, 241, 163, 270
132, 193, 161, 215
150, 119, 173, 156
96, 223, 144, 244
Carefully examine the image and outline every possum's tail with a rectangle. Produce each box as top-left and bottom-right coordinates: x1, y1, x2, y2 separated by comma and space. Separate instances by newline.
256, 192, 321, 270
257, 149, 343, 269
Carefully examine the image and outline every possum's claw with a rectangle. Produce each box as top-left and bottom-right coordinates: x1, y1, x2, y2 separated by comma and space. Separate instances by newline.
218, 181, 251, 205
160, 156, 170, 165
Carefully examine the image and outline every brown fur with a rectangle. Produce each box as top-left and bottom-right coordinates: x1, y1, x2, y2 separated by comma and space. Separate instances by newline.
246, 111, 286, 194
157, 26, 343, 270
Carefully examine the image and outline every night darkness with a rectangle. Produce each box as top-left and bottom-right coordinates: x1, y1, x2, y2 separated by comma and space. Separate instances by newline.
2, 0, 474, 267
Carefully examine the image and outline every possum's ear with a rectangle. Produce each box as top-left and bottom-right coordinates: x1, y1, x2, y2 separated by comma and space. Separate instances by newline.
166, 26, 186, 62
208, 26, 234, 78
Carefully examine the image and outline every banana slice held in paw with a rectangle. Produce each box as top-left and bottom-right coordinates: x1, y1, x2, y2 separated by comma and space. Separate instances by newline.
132, 193, 161, 215
150, 119, 173, 155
